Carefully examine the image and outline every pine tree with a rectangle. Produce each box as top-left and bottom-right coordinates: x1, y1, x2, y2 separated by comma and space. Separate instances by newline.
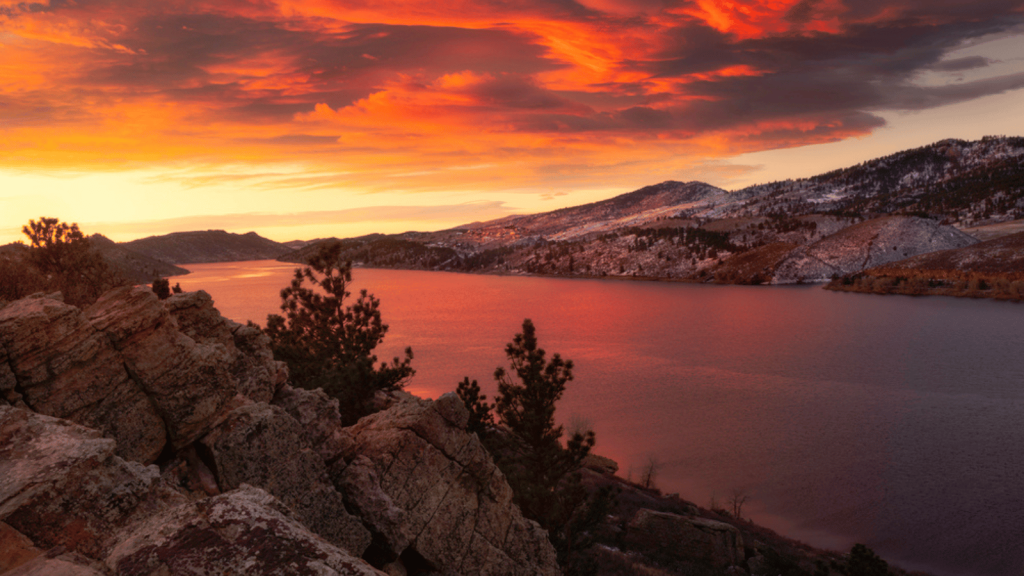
265, 241, 414, 424
456, 377, 493, 435
485, 319, 607, 569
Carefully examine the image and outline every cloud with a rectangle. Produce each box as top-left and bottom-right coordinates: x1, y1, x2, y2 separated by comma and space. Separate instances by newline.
79, 202, 515, 238
540, 191, 569, 200
0, 0, 1022, 186
929, 56, 994, 72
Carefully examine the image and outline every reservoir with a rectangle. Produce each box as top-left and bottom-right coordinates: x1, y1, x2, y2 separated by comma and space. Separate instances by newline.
176, 260, 1024, 576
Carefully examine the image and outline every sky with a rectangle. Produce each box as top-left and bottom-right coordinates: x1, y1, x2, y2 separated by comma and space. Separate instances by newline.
2, 0, 1024, 244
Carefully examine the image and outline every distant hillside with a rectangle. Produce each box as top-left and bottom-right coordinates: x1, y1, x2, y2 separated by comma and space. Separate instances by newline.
280, 236, 459, 270
124, 230, 293, 264
771, 216, 977, 284
283, 239, 325, 250
89, 234, 189, 282
730, 137, 1024, 226
473, 181, 728, 240
828, 231, 1024, 300
283, 137, 1024, 290
1, 237, 187, 285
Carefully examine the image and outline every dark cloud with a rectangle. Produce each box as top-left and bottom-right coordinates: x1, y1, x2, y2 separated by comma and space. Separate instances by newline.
467, 75, 587, 111
2, 0, 1023, 157
69, 11, 558, 120
784, 0, 821, 24
607, 10, 1024, 142
260, 134, 343, 146
929, 56, 994, 72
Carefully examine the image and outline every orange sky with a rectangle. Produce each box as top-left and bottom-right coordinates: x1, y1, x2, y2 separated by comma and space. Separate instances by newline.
2, 0, 1024, 243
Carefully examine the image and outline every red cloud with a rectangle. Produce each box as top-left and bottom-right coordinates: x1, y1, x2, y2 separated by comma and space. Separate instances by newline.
0, 0, 1021, 189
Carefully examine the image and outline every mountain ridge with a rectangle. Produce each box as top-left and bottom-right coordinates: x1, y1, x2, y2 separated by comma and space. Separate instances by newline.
123, 229, 294, 264
280, 136, 1024, 297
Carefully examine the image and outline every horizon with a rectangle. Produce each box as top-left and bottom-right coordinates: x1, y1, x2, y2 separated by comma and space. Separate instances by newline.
3, 1, 1024, 244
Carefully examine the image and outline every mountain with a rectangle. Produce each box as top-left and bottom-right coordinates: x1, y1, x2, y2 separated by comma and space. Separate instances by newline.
1, 236, 187, 293
770, 216, 978, 284
279, 235, 460, 270
123, 230, 294, 264
281, 137, 1024, 293
723, 136, 1024, 225
88, 234, 189, 282
462, 181, 729, 243
283, 238, 328, 250
827, 231, 1024, 300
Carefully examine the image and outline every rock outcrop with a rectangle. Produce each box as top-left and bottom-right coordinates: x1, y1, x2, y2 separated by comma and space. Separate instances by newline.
336, 392, 561, 576
198, 403, 371, 555
0, 405, 384, 576
164, 290, 287, 405
272, 384, 355, 465
0, 287, 287, 463
0, 406, 185, 558
0, 293, 166, 463
772, 216, 978, 283
4, 549, 109, 576
625, 508, 744, 569
860, 229, 1024, 283
0, 287, 561, 576
87, 286, 252, 451
105, 486, 384, 576
0, 521, 42, 573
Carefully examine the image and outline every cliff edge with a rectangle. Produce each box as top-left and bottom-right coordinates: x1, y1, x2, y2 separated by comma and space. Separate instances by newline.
0, 287, 557, 576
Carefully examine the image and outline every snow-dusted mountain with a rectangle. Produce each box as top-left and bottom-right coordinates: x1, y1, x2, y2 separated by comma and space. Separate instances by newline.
723, 137, 1024, 225
283, 137, 1024, 293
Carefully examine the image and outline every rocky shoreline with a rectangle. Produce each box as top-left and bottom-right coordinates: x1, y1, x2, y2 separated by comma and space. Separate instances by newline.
1, 288, 922, 575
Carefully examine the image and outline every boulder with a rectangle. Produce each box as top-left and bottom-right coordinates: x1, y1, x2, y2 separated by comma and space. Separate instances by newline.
198, 403, 371, 556
85, 286, 239, 449
0, 522, 41, 573
0, 293, 166, 463
339, 393, 560, 576
0, 406, 186, 558
165, 290, 287, 403
747, 553, 769, 576
333, 455, 410, 564
581, 454, 619, 475
625, 508, 745, 569
273, 384, 354, 464
105, 485, 386, 576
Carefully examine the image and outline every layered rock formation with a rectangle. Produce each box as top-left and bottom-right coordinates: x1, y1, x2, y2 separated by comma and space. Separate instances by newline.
0, 287, 560, 576
335, 393, 560, 575
771, 216, 977, 284
0, 287, 287, 462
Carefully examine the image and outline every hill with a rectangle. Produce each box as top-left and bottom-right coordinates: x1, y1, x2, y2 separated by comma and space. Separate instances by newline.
728, 136, 1024, 226
771, 216, 977, 284
88, 234, 189, 283
827, 231, 1024, 300
279, 235, 460, 270
280, 137, 1024, 289
124, 230, 293, 264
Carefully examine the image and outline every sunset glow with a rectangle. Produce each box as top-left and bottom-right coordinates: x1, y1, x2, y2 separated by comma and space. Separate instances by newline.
3, 0, 1024, 242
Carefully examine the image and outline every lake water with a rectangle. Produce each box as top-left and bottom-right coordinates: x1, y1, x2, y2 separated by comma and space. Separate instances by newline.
175, 261, 1024, 576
